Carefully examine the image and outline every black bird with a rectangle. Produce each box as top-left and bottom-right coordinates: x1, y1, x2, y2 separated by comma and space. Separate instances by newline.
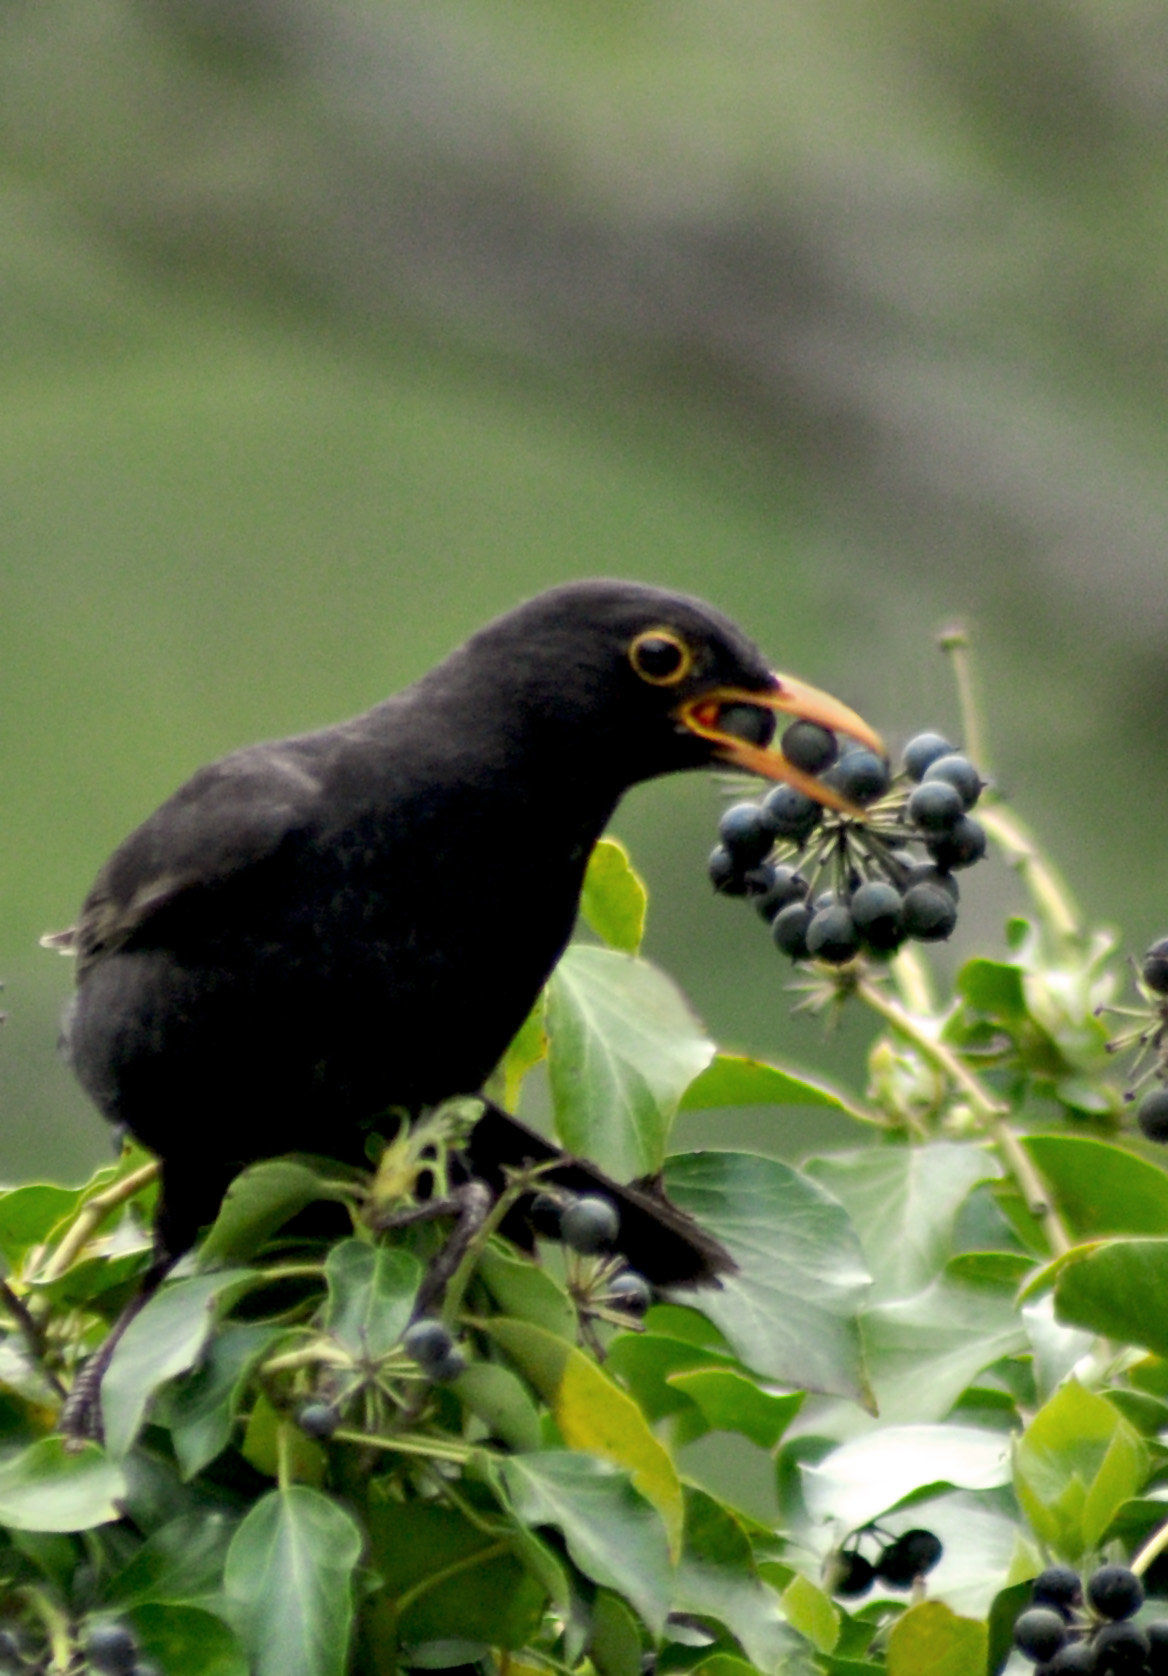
48, 581, 879, 1413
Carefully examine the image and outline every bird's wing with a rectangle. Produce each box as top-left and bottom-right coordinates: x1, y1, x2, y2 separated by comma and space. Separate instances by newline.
48, 745, 325, 977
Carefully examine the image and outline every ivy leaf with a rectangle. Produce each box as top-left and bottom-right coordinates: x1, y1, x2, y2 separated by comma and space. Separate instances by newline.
546, 945, 714, 1178
588, 1589, 643, 1676
224, 1485, 363, 1676
0, 1437, 124, 1532
667, 1370, 803, 1450
456, 1362, 542, 1454
886, 1600, 987, 1676
486, 1316, 683, 1556
780, 1573, 839, 1657
674, 1487, 799, 1673
802, 1424, 1011, 1532
323, 1240, 420, 1359
102, 1270, 256, 1458
200, 1161, 355, 1265
106, 1509, 238, 1608
501, 1451, 672, 1636
664, 1151, 871, 1401
495, 996, 548, 1110
1013, 1379, 1147, 1562
0, 1184, 83, 1267
126, 1603, 248, 1676
1022, 1135, 1168, 1238
1051, 1237, 1168, 1357
806, 1142, 997, 1303
679, 1055, 847, 1113
478, 1245, 576, 1341
581, 837, 648, 954
159, 1323, 279, 1481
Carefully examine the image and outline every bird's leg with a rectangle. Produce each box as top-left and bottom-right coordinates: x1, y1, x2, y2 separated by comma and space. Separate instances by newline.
57, 1251, 174, 1446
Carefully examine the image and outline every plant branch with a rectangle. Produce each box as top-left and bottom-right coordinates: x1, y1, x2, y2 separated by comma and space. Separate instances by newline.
32, 1161, 159, 1291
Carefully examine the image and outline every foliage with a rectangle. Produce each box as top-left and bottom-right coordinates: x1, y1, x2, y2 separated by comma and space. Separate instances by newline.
5, 765, 1168, 1676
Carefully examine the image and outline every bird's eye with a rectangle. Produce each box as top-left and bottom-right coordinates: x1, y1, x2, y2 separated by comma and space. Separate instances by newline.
628, 628, 693, 686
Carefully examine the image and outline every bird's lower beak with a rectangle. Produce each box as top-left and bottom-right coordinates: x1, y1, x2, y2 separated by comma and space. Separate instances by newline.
675, 672, 885, 814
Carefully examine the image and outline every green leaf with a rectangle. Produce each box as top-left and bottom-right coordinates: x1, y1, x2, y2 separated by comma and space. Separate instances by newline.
1023, 1135, 1168, 1238
477, 1243, 576, 1340
581, 837, 648, 953
363, 1496, 547, 1658
0, 1437, 125, 1532
546, 945, 714, 1178
859, 1270, 1029, 1423
605, 1331, 732, 1437
675, 1487, 798, 1673
956, 958, 1027, 1022
664, 1151, 872, 1401
224, 1485, 363, 1676
241, 1394, 324, 1487
0, 1183, 82, 1267
1013, 1380, 1147, 1562
200, 1160, 355, 1265
125, 1603, 248, 1676
495, 996, 548, 1110
456, 1361, 542, 1454
106, 1509, 237, 1607
781, 1573, 839, 1656
323, 1240, 420, 1359
802, 1425, 1011, 1532
1052, 1238, 1168, 1356
679, 1054, 847, 1113
160, 1322, 279, 1480
589, 1588, 644, 1676
486, 1316, 683, 1555
668, 1369, 803, 1450
806, 1142, 997, 1303
102, 1269, 255, 1457
501, 1451, 672, 1635
886, 1600, 986, 1676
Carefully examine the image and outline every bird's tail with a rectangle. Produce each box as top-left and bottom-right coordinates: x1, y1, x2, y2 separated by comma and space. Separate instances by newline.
463, 1100, 735, 1288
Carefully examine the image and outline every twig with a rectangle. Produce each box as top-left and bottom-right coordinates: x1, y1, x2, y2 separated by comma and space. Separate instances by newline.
0, 1279, 65, 1397
32, 1161, 159, 1291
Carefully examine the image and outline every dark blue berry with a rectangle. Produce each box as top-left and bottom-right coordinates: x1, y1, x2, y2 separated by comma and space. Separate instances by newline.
907, 779, 965, 833
1138, 1088, 1168, 1144
718, 803, 776, 866
297, 1402, 340, 1439
403, 1318, 455, 1368
708, 844, 747, 895
901, 862, 959, 901
902, 732, 954, 781
806, 904, 861, 964
86, 1625, 139, 1674
772, 901, 812, 958
561, 1195, 620, 1254
1145, 1621, 1168, 1672
875, 1529, 943, 1585
754, 865, 809, 922
1015, 1607, 1069, 1661
922, 752, 982, 808
825, 748, 890, 806
850, 881, 904, 951
1142, 938, 1168, 997
762, 783, 822, 841
1047, 1642, 1097, 1673
1093, 1620, 1148, 1670
608, 1271, 653, 1316
1087, 1565, 1143, 1621
926, 816, 987, 870
716, 704, 776, 748
901, 883, 958, 942
780, 720, 838, 774
832, 1550, 875, 1596
1032, 1565, 1082, 1613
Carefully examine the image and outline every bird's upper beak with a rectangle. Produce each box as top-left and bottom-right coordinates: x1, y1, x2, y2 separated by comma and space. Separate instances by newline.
675, 673, 885, 814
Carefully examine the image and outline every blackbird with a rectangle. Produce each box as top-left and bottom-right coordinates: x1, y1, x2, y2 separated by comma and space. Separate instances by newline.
48, 580, 879, 1415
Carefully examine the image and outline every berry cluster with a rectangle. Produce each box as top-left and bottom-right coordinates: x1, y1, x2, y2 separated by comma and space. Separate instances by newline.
830, 1526, 944, 1596
1107, 938, 1168, 1146
530, 1190, 654, 1318
1014, 1563, 1168, 1673
709, 727, 987, 965
85, 1623, 158, 1676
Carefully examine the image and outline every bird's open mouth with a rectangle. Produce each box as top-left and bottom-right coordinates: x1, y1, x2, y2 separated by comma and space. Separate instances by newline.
675, 673, 885, 813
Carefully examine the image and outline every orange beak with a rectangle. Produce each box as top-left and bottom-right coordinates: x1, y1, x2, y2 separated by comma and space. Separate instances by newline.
676, 672, 886, 814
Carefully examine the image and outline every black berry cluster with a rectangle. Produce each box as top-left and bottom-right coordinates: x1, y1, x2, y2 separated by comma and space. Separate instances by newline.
1014, 1562, 1168, 1673
86, 1623, 159, 1676
829, 1526, 944, 1597
529, 1190, 654, 1320
1104, 939, 1168, 1145
709, 727, 987, 965
403, 1316, 467, 1383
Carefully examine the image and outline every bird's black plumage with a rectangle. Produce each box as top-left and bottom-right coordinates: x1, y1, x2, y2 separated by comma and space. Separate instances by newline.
53, 580, 877, 1293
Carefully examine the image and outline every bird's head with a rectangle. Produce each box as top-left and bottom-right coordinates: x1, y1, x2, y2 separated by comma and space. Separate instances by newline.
458, 581, 883, 813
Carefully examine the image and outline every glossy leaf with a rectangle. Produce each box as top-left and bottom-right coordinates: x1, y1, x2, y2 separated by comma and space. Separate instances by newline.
668, 1369, 803, 1450
487, 1316, 683, 1554
860, 1270, 1029, 1422
1053, 1238, 1168, 1357
781, 1573, 839, 1656
102, 1269, 255, 1458
323, 1240, 420, 1359
0, 1437, 124, 1532
160, 1322, 279, 1480
496, 997, 548, 1110
456, 1360, 541, 1454
1023, 1134, 1168, 1238
806, 1142, 996, 1303
588, 1588, 643, 1676
674, 1486, 799, 1673
679, 1054, 847, 1113
803, 1424, 1011, 1532
502, 1450, 672, 1635
478, 1244, 575, 1340
201, 1160, 355, 1265
127, 1603, 248, 1676
664, 1151, 871, 1400
546, 945, 714, 1178
0, 1183, 82, 1266
1013, 1379, 1147, 1562
581, 837, 647, 954
224, 1485, 363, 1676
107, 1510, 238, 1607
886, 1600, 986, 1676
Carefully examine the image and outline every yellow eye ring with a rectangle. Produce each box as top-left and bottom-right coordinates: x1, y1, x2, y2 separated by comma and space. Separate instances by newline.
628, 628, 694, 686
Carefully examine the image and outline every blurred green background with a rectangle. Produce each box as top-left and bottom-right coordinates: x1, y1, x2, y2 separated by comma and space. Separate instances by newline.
4, 0, 1168, 1185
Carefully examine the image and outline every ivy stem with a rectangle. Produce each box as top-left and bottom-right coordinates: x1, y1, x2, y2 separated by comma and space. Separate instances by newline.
391, 1539, 512, 1619
0, 1280, 65, 1397
938, 626, 988, 776
31, 1161, 159, 1293
979, 803, 1082, 947
1132, 1513, 1168, 1579
854, 975, 1072, 1256
331, 1426, 473, 1463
